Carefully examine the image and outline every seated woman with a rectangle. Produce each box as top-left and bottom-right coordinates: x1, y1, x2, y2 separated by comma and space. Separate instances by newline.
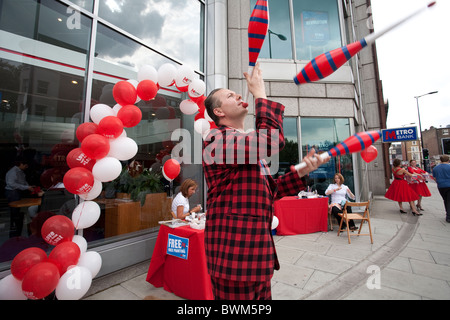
325, 173, 357, 231
171, 179, 202, 220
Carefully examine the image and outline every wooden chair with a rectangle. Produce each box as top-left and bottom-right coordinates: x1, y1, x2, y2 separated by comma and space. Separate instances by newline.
337, 201, 373, 244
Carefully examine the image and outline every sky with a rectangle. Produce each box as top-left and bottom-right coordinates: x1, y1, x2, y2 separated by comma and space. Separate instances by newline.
369, 0, 450, 131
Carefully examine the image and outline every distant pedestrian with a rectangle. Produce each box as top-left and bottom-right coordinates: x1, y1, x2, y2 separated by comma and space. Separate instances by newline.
432, 155, 450, 223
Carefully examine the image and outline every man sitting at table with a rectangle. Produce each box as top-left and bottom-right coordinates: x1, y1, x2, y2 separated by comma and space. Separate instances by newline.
5, 159, 37, 237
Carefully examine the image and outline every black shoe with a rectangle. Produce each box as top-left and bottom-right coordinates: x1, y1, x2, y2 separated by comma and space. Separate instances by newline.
412, 211, 423, 216
400, 210, 407, 214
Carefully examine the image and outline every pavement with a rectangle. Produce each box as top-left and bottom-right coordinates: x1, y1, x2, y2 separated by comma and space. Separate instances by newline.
83, 180, 450, 300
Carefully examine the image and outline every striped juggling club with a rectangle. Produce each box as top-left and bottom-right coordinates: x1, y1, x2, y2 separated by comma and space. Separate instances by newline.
294, 1, 437, 85
290, 131, 382, 173
244, 0, 269, 102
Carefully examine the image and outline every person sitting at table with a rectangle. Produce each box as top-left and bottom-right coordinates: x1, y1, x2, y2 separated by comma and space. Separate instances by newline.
325, 173, 357, 231
171, 179, 202, 220
5, 159, 37, 238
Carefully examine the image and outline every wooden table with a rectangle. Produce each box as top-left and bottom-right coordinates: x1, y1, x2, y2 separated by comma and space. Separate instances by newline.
9, 198, 42, 208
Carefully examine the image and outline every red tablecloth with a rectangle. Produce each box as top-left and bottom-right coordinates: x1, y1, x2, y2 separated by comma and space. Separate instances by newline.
274, 197, 328, 235
146, 225, 213, 300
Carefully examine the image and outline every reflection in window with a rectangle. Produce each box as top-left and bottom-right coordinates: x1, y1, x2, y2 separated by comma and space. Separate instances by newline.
276, 117, 299, 177
301, 118, 354, 195
98, 0, 204, 70
250, 0, 293, 60
293, 0, 342, 60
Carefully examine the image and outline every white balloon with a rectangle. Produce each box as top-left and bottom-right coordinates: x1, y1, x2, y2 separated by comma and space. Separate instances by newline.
108, 137, 138, 161
175, 65, 196, 89
72, 201, 101, 230
204, 109, 213, 123
180, 99, 199, 115
194, 118, 210, 135
90, 104, 115, 124
55, 266, 92, 300
72, 235, 88, 254
112, 103, 122, 116
157, 63, 177, 87
92, 157, 122, 182
0, 275, 27, 300
79, 179, 102, 201
77, 251, 102, 279
138, 65, 158, 83
188, 79, 206, 99
272, 216, 279, 230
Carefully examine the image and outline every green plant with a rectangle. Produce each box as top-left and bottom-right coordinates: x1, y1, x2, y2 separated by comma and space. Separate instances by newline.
105, 167, 164, 205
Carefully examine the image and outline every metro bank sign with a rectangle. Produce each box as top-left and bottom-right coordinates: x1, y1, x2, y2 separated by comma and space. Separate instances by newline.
382, 127, 418, 143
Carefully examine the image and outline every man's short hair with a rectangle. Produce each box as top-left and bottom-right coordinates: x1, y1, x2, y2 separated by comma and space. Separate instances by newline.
440, 155, 449, 162
204, 88, 223, 126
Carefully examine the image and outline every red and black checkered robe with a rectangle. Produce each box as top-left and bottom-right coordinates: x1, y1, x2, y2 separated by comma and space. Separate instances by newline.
202, 98, 306, 282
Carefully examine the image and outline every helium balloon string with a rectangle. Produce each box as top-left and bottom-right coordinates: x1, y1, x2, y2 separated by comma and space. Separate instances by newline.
75, 200, 87, 230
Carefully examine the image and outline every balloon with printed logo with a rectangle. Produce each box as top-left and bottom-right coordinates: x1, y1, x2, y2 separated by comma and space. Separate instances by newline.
92, 157, 122, 183
21, 262, 60, 300
71, 201, 101, 230
90, 104, 115, 125
361, 145, 378, 163
162, 159, 181, 182
137, 79, 158, 101
138, 65, 158, 83
81, 134, 110, 160
55, 265, 92, 300
63, 167, 94, 196
11, 248, 48, 281
113, 81, 137, 107
175, 64, 196, 92
66, 148, 96, 171
180, 99, 199, 115
157, 63, 177, 87
76, 122, 98, 142
97, 116, 124, 139
48, 241, 81, 276
108, 136, 138, 161
188, 78, 206, 100
41, 215, 75, 246
117, 105, 142, 128
78, 178, 102, 201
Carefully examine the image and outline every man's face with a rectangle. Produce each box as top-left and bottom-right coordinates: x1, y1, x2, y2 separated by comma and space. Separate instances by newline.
213, 89, 248, 123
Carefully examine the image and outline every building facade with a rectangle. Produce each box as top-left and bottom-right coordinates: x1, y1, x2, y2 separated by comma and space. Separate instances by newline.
0, 0, 386, 280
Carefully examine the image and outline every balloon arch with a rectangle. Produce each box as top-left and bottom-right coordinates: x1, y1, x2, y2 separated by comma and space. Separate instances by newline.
0, 63, 210, 300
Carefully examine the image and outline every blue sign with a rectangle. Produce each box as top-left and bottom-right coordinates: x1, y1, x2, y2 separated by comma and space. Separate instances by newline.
167, 234, 189, 260
382, 127, 418, 143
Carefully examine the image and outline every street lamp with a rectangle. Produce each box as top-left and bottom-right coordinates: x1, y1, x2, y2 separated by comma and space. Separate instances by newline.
268, 29, 287, 59
414, 91, 438, 171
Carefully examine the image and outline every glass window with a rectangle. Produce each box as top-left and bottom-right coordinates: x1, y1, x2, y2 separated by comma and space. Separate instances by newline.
0, 0, 91, 266
84, 23, 204, 247
301, 118, 354, 195
275, 117, 299, 177
98, 0, 204, 71
250, 0, 293, 60
67, 0, 94, 13
293, 0, 342, 61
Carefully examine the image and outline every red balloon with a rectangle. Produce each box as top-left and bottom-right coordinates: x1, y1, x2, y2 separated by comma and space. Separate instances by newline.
113, 81, 137, 106
76, 122, 98, 143
81, 134, 110, 160
137, 80, 158, 101
117, 105, 142, 128
22, 262, 60, 300
97, 116, 124, 139
63, 167, 94, 195
361, 145, 378, 163
11, 248, 48, 281
41, 215, 75, 246
195, 111, 205, 121
66, 148, 96, 171
163, 159, 181, 181
48, 241, 81, 276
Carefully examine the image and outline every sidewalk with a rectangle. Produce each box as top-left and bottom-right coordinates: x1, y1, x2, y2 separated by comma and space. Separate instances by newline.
83, 180, 450, 300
